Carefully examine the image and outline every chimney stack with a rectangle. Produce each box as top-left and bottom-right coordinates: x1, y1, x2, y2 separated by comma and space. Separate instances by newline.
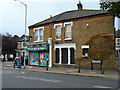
77, 0, 83, 10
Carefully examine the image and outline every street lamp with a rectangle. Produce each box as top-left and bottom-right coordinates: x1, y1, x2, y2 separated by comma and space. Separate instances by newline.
15, 0, 27, 69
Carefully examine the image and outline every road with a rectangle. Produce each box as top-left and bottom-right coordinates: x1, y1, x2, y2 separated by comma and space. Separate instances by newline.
2, 67, 118, 88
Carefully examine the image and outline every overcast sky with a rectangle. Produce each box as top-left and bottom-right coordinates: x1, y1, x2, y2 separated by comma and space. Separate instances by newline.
0, 0, 119, 37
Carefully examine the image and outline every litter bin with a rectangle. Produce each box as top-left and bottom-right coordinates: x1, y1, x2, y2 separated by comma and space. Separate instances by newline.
17, 60, 21, 68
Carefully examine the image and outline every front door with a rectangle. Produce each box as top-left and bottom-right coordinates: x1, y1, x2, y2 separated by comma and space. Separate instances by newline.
61, 48, 68, 64
55, 48, 59, 63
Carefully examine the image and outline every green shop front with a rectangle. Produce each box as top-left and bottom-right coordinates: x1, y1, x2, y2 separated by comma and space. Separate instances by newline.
26, 44, 49, 66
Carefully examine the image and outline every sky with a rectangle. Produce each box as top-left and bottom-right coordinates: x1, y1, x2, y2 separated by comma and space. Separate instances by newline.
0, 0, 119, 37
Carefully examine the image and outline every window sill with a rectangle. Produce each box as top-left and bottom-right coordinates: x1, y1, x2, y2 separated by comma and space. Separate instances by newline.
34, 40, 44, 42
64, 38, 72, 41
55, 39, 61, 41
116, 45, 120, 46
82, 55, 89, 58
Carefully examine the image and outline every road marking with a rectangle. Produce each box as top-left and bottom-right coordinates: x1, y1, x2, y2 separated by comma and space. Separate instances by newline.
16, 76, 62, 83
93, 85, 114, 89
4, 62, 14, 63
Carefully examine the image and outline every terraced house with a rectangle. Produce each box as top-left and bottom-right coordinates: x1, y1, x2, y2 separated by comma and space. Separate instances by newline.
27, 2, 117, 70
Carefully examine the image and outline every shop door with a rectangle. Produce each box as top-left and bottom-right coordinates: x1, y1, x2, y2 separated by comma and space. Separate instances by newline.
56, 48, 59, 63
61, 48, 68, 64
70, 48, 75, 64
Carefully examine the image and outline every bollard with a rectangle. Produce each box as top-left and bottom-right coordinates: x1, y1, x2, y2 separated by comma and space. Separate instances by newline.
101, 63, 104, 74
46, 60, 48, 71
38, 60, 40, 67
78, 60, 80, 73
13, 60, 15, 68
91, 61, 93, 70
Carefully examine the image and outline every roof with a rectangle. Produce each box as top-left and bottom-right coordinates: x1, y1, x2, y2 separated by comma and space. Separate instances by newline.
17, 35, 30, 42
29, 9, 108, 28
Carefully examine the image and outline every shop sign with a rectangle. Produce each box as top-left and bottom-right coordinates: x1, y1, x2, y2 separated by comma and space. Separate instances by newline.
26, 44, 48, 51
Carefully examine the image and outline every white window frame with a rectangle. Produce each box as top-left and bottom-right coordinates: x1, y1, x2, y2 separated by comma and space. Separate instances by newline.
54, 43, 76, 65
116, 38, 120, 46
64, 22, 73, 40
34, 27, 44, 42
54, 23, 62, 41
39, 28, 44, 41
81, 45, 89, 57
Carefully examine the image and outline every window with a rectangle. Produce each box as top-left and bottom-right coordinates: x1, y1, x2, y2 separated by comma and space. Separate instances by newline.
17, 42, 20, 49
83, 48, 88, 57
39, 28, 44, 41
64, 22, 73, 40
35, 29, 38, 41
116, 38, 120, 46
55, 25, 61, 40
34, 27, 44, 42
65, 24, 71, 39
81, 45, 89, 57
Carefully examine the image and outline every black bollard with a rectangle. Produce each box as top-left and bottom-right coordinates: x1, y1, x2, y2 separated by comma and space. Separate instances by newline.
46, 60, 48, 71
91, 61, 93, 70
78, 60, 80, 73
101, 61, 104, 74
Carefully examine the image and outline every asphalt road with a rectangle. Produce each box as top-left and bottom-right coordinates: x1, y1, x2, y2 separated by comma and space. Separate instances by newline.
2, 67, 118, 88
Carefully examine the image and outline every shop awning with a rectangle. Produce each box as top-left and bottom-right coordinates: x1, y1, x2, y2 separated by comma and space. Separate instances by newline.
26, 44, 48, 51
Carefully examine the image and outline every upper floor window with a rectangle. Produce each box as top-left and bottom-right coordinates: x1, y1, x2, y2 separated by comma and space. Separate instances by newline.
34, 27, 44, 42
116, 38, 120, 46
64, 22, 73, 40
17, 42, 20, 49
54, 23, 62, 40
39, 28, 44, 41
35, 29, 38, 41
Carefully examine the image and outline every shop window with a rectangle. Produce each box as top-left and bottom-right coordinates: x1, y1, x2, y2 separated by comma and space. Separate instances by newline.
55, 25, 61, 40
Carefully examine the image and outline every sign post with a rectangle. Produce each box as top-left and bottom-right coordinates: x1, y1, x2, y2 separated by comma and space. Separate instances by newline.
91, 60, 104, 74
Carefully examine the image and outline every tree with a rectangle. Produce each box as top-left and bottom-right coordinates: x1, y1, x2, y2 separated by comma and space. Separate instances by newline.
100, 1, 120, 18
2, 33, 19, 60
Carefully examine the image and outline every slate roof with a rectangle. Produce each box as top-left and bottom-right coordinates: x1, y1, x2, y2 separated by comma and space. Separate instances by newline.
18, 35, 30, 42
28, 9, 108, 28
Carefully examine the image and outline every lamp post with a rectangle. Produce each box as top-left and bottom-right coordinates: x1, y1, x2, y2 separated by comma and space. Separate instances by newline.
15, 0, 27, 69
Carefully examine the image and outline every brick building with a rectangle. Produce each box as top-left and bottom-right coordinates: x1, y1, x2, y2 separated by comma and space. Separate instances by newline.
28, 2, 116, 70
16, 35, 30, 59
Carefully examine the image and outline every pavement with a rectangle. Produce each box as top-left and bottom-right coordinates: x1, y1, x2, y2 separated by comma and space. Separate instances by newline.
2, 61, 119, 80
